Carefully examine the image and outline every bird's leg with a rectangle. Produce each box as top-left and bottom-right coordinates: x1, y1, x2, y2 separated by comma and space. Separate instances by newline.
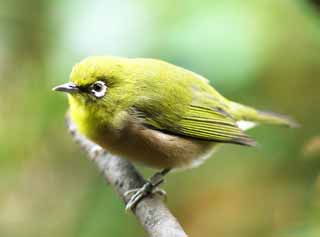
124, 168, 171, 211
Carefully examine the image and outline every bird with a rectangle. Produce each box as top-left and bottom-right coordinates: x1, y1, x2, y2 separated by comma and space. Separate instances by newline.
53, 56, 298, 210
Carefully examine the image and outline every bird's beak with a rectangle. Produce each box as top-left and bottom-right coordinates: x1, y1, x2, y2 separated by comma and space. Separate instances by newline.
52, 82, 80, 94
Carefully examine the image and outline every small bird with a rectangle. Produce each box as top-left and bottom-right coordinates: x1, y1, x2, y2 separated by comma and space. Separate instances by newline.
53, 56, 298, 210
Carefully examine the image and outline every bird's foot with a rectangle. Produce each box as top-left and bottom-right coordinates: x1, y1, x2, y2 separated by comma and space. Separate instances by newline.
124, 184, 167, 211
124, 169, 170, 211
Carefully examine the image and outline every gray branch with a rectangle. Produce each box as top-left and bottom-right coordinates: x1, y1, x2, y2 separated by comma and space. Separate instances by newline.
66, 114, 188, 237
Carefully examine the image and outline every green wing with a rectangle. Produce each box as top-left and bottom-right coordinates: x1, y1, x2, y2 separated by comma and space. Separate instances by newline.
134, 100, 256, 146
175, 104, 256, 146
131, 60, 256, 146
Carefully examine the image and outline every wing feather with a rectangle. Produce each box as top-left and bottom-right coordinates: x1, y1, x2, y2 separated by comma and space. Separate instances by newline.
176, 105, 256, 146
136, 103, 256, 146
131, 69, 256, 146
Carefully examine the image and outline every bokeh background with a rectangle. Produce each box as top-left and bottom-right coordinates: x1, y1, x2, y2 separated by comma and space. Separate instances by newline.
1, 0, 320, 236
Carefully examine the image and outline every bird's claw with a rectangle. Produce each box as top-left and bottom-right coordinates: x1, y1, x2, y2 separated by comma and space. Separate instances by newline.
153, 187, 167, 199
124, 168, 170, 211
125, 184, 167, 211
124, 182, 167, 211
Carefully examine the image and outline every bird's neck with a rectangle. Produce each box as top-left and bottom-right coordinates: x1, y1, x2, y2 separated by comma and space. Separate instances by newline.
68, 96, 120, 142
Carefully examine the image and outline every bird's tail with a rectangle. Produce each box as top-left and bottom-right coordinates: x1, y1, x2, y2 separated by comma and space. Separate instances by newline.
229, 101, 299, 128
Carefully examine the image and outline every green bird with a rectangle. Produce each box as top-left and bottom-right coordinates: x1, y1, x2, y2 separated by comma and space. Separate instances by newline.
53, 56, 298, 210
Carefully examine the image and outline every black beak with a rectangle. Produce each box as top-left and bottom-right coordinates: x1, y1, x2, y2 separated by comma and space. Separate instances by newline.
52, 82, 80, 94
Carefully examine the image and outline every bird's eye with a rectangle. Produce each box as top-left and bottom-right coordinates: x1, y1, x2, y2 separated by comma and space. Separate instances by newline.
93, 83, 103, 92
91, 81, 107, 98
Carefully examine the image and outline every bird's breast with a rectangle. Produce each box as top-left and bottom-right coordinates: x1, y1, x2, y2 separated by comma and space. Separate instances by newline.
91, 116, 217, 169
69, 99, 217, 169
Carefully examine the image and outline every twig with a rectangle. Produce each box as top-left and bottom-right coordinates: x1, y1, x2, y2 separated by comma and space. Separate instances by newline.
66, 114, 188, 237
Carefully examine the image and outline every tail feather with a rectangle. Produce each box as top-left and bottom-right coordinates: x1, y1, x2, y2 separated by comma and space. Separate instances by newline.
230, 102, 299, 128
257, 110, 299, 128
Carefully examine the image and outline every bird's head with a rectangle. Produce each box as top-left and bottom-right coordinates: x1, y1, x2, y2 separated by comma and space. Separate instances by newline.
53, 56, 135, 115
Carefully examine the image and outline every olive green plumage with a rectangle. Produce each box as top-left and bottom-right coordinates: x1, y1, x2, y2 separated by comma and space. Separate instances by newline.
54, 56, 297, 169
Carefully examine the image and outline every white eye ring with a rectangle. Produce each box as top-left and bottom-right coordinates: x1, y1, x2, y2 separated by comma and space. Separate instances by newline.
91, 81, 107, 98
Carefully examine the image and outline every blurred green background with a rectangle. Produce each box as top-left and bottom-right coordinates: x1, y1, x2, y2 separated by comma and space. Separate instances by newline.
1, 0, 320, 236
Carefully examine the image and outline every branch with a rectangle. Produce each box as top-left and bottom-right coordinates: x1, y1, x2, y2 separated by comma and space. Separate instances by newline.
66, 114, 188, 237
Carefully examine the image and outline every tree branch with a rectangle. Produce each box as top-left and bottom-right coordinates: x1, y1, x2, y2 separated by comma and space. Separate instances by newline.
66, 114, 188, 237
